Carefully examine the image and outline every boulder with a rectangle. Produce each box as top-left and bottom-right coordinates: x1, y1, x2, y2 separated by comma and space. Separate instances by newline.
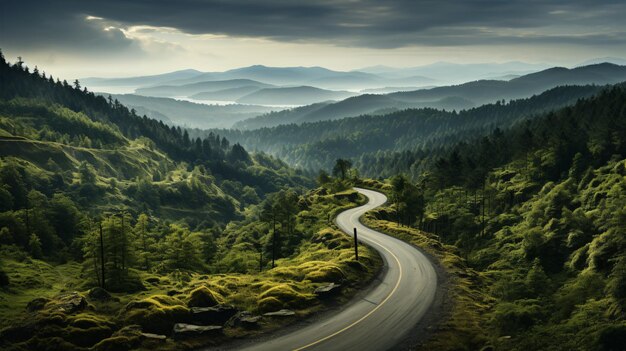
190, 304, 238, 325
113, 324, 143, 337
227, 311, 261, 329
141, 332, 166, 341
263, 309, 295, 317
26, 297, 50, 311
66, 324, 113, 347
52, 292, 88, 314
172, 323, 222, 339
314, 283, 342, 299
88, 287, 112, 301
122, 296, 191, 335
240, 315, 261, 325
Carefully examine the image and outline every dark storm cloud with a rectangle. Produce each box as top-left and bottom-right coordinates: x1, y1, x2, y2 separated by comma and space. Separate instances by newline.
1, 0, 625, 50
0, 1, 140, 55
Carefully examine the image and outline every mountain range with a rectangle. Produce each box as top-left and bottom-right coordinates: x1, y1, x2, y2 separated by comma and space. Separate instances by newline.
235, 63, 626, 129
82, 60, 626, 131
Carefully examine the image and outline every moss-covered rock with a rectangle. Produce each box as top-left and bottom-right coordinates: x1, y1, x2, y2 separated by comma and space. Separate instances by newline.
87, 287, 112, 301
172, 323, 222, 340
257, 297, 283, 313
49, 292, 88, 314
122, 295, 190, 335
187, 286, 223, 308
24, 336, 81, 351
190, 304, 238, 325
311, 228, 351, 249
26, 297, 51, 312
257, 284, 311, 311
65, 325, 112, 347
67, 313, 115, 330
301, 262, 346, 283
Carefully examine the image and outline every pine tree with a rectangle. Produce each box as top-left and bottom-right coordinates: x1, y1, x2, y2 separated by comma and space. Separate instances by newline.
28, 233, 43, 258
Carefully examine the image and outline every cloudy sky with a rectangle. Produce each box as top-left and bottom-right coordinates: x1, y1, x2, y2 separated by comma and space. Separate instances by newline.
1, 0, 625, 79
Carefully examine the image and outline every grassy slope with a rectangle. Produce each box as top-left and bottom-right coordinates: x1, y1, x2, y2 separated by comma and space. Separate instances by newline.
0, 187, 382, 351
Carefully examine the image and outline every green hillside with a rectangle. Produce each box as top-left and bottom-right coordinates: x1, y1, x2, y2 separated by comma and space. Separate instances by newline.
212, 84, 603, 172
0, 53, 389, 350
358, 83, 626, 350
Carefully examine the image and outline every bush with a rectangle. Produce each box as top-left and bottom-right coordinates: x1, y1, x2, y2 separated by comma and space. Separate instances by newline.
491, 299, 543, 334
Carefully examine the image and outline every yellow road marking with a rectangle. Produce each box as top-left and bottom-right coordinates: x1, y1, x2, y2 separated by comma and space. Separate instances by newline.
293, 202, 403, 351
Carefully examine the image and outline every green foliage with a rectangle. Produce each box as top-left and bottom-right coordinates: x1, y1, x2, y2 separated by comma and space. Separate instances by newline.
0, 57, 311, 273
359, 85, 626, 350
27, 233, 42, 259
0, 183, 382, 350
213, 85, 603, 174
160, 225, 206, 272
332, 158, 352, 180
492, 299, 544, 334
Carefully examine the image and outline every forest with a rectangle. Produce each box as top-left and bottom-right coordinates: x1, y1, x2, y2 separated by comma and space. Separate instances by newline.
206, 84, 604, 172
0, 53, 385, 350
0, 49, 624, 351
356, 84, 626, 350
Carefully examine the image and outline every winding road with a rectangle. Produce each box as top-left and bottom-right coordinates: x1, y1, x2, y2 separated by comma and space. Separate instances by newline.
233, 187, 438, 351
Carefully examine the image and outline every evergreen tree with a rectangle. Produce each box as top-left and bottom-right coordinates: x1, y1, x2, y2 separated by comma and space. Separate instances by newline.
28, 233, 43, 258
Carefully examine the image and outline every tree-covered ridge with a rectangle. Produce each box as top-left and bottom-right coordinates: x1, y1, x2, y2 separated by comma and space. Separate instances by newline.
207, 84, 603, 171
0, 52, 258, 165
0, 97, 309, 262
0, 52, 311, 272
0, 54, 388, 351
360, 83, 626, 350
371, 82, 626, 183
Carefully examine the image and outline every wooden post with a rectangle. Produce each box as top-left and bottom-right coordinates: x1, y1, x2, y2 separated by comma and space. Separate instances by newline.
353, 227, 359, 261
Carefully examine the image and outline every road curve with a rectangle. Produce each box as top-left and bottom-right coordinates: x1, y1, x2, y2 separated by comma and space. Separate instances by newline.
233, 187, 438, 351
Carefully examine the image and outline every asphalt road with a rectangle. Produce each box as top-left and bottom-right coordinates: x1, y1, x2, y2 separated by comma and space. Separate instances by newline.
232, 187, 438, 351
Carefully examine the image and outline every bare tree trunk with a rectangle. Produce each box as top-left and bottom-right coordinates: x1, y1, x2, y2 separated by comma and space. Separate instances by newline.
271, 215, 276, 268
99, 222, 106, 289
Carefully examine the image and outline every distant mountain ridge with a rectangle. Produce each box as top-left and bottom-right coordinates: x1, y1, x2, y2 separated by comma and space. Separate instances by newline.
82, 69, 203, 87
235, 63, 626, 129
135, 79, 273, 97
107, 94, 276, 129
236, 86, 356, 105
217, 84, 606, 171
356, 61, 549, 83
390, 63, 626, 104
